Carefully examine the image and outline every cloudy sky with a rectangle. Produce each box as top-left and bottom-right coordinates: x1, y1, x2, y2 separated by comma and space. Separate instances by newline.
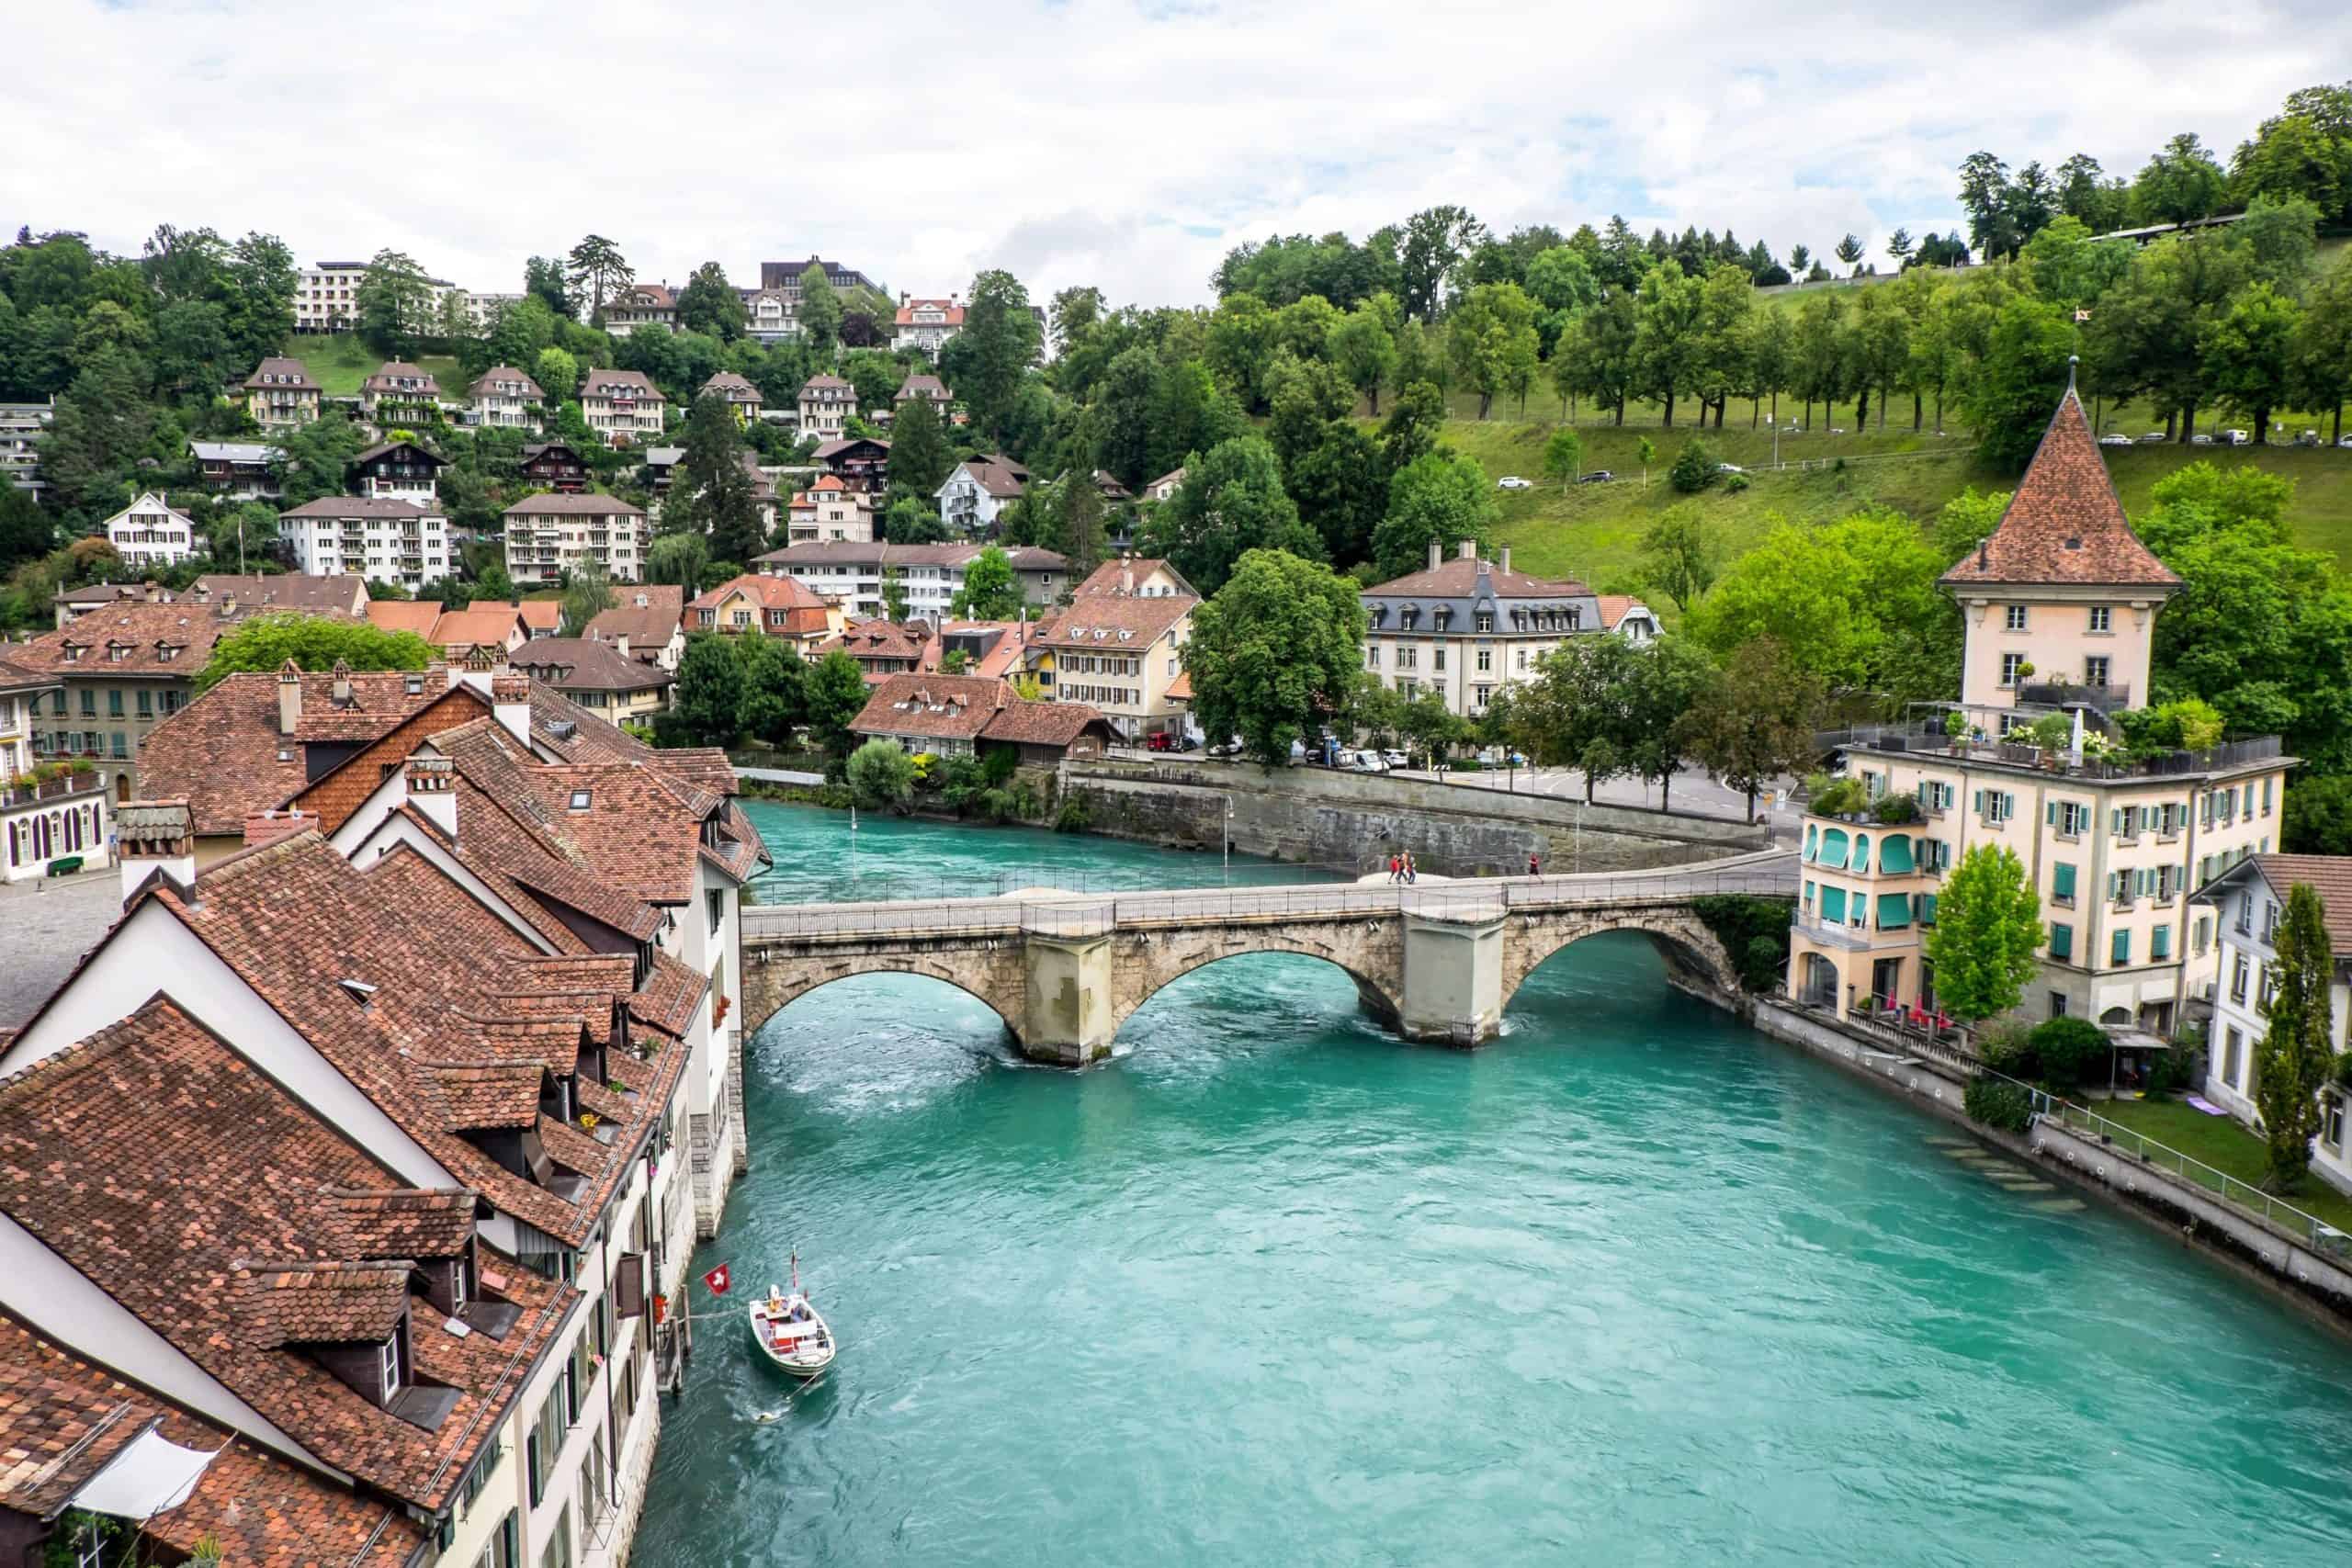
11, 1, 2347, 308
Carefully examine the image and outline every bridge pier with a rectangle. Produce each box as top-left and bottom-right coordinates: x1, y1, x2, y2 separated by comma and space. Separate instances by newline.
1022, 932, 1117, 1066
1397, 903, 1508, 1046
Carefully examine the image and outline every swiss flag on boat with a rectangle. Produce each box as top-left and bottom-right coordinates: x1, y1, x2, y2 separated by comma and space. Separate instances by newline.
702, 1263, 731, 1295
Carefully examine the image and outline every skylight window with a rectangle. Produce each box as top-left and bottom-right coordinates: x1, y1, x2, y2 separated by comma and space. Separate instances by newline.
569, 788, 593, 810
339, 978, 378, 1006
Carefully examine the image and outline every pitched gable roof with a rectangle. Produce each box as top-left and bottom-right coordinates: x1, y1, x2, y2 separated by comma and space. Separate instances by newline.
1939, 386, 2180, 591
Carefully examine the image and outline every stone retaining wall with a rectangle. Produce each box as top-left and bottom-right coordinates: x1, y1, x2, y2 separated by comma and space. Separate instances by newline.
1059, 761, 1767, 877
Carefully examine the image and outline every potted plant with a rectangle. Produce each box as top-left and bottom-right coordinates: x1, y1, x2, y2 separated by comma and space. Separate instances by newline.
1942, 710, 1968, 754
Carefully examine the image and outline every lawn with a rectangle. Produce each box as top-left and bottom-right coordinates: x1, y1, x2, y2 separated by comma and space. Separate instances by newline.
277, 331, 462, 399
2082, 1094, 2352, 1235
1421, 406, 2352, 606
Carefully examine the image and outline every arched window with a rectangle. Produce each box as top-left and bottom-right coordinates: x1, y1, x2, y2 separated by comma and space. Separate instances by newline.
1852, 833, 1871, 874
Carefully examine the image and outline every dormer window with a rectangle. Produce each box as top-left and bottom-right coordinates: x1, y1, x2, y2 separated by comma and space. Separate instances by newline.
62, 644, 81, 662
379, 1336, 401, 1402
339, 978, 377, 1006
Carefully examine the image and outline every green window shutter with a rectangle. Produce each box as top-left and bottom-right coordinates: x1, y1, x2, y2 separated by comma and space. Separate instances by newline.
2046, 801, 2057, 827
1973, 789, 1984, 814
1820, 886, 1849, 923
2112, 928, 2131, 965
1804, 824, 1817, 861
2049, 923, 2072, 960
1918, 893, 1938, 926
1875, 893, 1913, 928
2003, 793, 2016, 818
2153, 924, 2172, 960
2052, 863, 2076, 898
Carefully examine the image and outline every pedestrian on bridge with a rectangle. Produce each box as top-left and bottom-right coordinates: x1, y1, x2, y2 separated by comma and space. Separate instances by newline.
1402, 852, 1418, 885
1529, 852, 1542, 877
1387, 853, 1402, 884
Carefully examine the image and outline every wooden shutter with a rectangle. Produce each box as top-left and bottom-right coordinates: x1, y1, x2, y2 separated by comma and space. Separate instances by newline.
615, 1251, 647, 1318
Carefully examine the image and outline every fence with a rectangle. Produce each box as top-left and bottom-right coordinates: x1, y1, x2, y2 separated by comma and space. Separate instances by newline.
741, 854, 1797, 942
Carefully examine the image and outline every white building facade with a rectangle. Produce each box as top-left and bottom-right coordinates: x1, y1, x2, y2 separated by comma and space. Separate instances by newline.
504, 494, 651, 586
280, 496, 452, 592
102, 491, 200, 569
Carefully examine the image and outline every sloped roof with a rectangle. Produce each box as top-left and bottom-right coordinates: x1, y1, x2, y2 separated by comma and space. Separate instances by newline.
467, 366, 545, 400
1075, 558, 1197, 598
2252, 855, 2352, 950
242, 356, 319, 390
1939, 386, 2180, 591
509, 637, 675, 694
195, 574, 369, 615
424, 607, 526, 650
690, 572, 831, 614
699, 370, 761, 400
584, 584, 684, 652
366, 600, 444, 637
1030, 592, 1195, 649
503, 492, 646, 517
360, 362, 439, 395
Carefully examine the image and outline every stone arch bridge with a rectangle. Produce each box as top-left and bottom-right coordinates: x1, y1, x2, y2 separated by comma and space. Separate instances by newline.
740, 852, 1795, 1066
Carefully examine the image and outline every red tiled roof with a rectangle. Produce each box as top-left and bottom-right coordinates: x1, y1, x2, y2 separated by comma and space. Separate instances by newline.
0, 996, 568, 1512
138, 668, 457, 836
516, 600, 563, 632
893, 299, 966, 327
428, 1061, 548, 1130
7, 602, 233, 682
853, 673, 1112, 751
1030, 593, 1195, 649
584, 584, 684, 655
1939, 387, 2180, 590
1074, 558, 1196, 598
366, 599, 445, 637
196, 573, 370, 616
690, 573, 831, 615
425, 606, 526, 651
820, 617, 927, 663
1362, 557, 1588, 597
510, 637, 674, 694
503, 492, 648, 517
2252, 855, 2352, 949
241, 356, 319, 391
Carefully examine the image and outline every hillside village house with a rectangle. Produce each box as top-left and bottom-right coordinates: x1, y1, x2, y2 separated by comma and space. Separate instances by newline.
603, 281, 678, 336
510, 637, 675, 719
1026, 589, 1198, 742
350, 438, 444, 501
521, 439, 593, 492
813, 435, 891, 492
687, 574, 843, 652
0, 662, 767, 1568
281, 495, 452, 593
1077, 557, 1196, 600
1785, 381, 2290, 1035
585, 583, 688, 671
891, 295, 965, 355
1360, 541, 1605, 719
753, 542, 1066, 622
743, 288, 795, 343
469, 365, 546, 430
6, 598, 254, 798
816, 618, 930, 684
1141, 467, 1186, 502
1599, 593, 1662, 643
699, 369, 763, 423
100, 491, 199, 569
787, 474, 876, 544
895, 373, 950, 414
2, 397, 52, 497
581, 368, 667, 447
357, 360, 441, 425
936, 456, 1029, 534
189, 439, 283, 501
0, 653, 111, 883
798, 374, 854, 441
2190, 855, 2352, 1194
239, 355, 321, 429
503, 492, 650, 585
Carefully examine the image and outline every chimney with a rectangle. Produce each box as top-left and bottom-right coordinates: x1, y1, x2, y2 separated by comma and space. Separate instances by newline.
143, 580, 162, 604
1121, 563, 1134, 596
242, 809, 318, 852
116, 799, 196, 906
277, 660, 302, 736
1499, 546, 1511, 574
1977, 537, 1990, 570
331, 657, 351, 706
491, 673, 531, 745
1427, 539, 1442, 572
1457, 539, 1477, 561
402, 754, 458, 839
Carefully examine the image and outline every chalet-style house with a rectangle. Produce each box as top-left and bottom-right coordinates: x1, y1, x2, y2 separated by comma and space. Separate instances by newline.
584, 583, 687, 671
698, 369, 763, 423
357, 361, 441, 425
239, 356, 321, 429
812, 435, 890, 492
895, 372, 950, 412
189, 439, 282, 501
521, 439, 592, 493
350, 439, 445, 501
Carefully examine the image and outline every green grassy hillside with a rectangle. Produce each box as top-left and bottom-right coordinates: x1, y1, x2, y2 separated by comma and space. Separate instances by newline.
1431, 412, 2352, 603
274, 332, 461, 398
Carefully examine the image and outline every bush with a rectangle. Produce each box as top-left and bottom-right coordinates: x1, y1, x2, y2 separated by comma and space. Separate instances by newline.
1690, 894, 1796, 992
1975, 1017, 2038, 1077
2030, 1015, 2110, 1090
845, 739, 917, 810
982, 747, 1018, 786
1723, 471, 1750, 493
1871, 791, 1921, 825
1053, 795, 1091, 833
1963, 1073, 2035, 1134
1808, 775, 1869, 817
1668, 437, 1717, 494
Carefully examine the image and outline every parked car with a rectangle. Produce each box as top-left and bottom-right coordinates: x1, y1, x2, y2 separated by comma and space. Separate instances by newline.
1716, 462, 1747, 474
1208, 739, 1244, 758
2137, 432, 2167, 444
2189, 433, 2215, 445
1147, 730, 1196, 752
1478, 747, 1529, 768
1379, 749, 1408, 768
2098, 434, 2135, 447
2218, 428, 2252, 446
2293, 431, 2322, 447
1496, 475, 1532, 491
1577, 469, 1614, 484
2340, 436, 2352, 450
1347, 752, 1389, 774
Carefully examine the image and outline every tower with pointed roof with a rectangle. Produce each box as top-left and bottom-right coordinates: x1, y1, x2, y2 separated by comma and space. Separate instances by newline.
1939, 363, 2179, 713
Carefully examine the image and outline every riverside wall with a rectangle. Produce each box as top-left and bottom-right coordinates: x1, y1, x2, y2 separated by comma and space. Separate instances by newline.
1748, 998, 2352, 1332
1057, 761, 1769, 877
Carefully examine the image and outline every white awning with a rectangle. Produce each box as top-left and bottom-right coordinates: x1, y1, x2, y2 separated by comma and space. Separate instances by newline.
69, 1426, 218, 1520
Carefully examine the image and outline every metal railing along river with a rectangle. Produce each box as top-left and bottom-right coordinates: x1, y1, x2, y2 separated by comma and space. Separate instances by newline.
740, 852, 1797, 942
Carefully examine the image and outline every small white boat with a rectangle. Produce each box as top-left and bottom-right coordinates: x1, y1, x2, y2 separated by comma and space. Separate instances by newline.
748, 1258, 835, 1378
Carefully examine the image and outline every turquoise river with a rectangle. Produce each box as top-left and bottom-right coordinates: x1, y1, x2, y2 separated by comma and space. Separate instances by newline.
635, 802, 2352, 1565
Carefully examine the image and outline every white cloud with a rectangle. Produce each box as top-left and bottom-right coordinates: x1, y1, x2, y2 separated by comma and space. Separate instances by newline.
6, 0, 2345, 307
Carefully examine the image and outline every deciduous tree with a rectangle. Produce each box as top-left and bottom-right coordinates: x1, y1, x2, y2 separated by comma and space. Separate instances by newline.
941, 269, 1043, 444
948, 544, 1023, 619
1182, 549, 1363, 767
1139, 434, 1320, 595
1923, 844, 2045, 1021
1371, 452, 1494, 583
2255, 881, 2336, 1189
195, 613, 432, 692
1675, 637, 1822, 820
677, 262, 747, 340
673, 632, 745, 745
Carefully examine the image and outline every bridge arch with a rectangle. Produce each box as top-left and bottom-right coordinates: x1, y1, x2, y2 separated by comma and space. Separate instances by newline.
741, 947, 1028, 1043
1499, 908, 1742, 1015
1106, 924, 1408, 1043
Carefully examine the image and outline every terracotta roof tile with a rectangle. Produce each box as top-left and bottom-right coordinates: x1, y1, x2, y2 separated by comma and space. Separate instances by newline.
510, 637, 676, 694
195, 574, 370, 615
238, 1262, 413, 1346
2253, 855, 2352, 949
7, 603, 234, 682
322, 1187, 479, 1259
1939, 387, 2180, 590
1030, 592, 1195, 649
427, 1062, 548, 1130
366, 599, 445, 637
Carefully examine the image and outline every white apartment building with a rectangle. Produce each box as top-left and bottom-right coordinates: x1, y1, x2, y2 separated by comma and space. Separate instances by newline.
469, 366, 547, 431
280, 495, 451, 592
891, 294, 965, 355
292, 260, 368, 333
101, 491, 200, 569
2192, 855, 2352, 1195
797, 375, 854, 441
752, 542, 1067, 621
580, 370, 667, 448
503, 493, 651, 586
1, 397, 52, 497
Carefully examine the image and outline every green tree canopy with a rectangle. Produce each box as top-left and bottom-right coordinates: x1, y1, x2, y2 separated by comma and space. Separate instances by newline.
803, 650, 870, 761
1182, 549, 1363, 765
1675, 637, 1823, 820
2256, 881, 2337, 1189
560, 564, 613, 636
846, 738, 918, 809
1139, 434, 1321, 596
195, 613, 432, 692
887, 392, 952, 498
677, 261, 747, 340
1922, 844, 2045, 1021
949, 545, 1023, 619
1370, 452, 1495, 583
673, 632, 745, 745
